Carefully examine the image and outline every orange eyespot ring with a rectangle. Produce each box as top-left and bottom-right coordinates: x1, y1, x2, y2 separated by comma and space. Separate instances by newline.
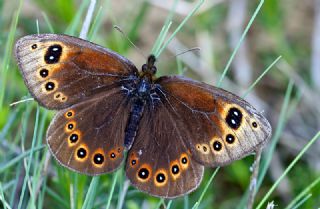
179, 153, 189, 170
68, 130, 81, 146
136, 164, 152, 182
129, 153, 139, 167
154, 169, 168, 187
65, 110, 75, 118
92, 149, 105, 167
65, 121, 76, 132
75, 144, 89, 162
169, 160, 181, 180
42, 80, 58, 93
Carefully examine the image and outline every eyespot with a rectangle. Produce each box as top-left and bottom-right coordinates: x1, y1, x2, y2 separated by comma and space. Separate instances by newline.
44, 44, 62, 64
54, 92, 61, 99
172, 165, 179, 174
31, 44, 37, 49
65, 110, 75, 118
212, 141, 222, 151
93, 153, 105, 165
226, 134, 235, 144
75, 146, 88, 161
226, 107, 243, 130
45, 81, 55, 91
252, 121, 258, 128
68, 131, 81, 145
154, 170, 168, 187
137, 165, 152, 182
110, 152, 116, 159
39, 69, 49, 78
65, 121, 76, 132
129, 153, 139, 167
179, 153, 189, 170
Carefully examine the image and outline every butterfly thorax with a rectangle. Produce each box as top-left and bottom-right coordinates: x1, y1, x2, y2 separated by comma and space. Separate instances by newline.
123, 55, 159, 149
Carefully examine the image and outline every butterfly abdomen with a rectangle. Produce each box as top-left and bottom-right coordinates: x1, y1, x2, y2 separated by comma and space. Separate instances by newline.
124, 100, 145, 149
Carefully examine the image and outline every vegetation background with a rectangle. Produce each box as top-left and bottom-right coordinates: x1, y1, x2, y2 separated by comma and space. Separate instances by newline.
0, 0, 320, 208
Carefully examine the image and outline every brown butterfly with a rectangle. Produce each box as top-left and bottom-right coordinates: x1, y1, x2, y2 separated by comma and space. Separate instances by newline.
15, 34, 271, 198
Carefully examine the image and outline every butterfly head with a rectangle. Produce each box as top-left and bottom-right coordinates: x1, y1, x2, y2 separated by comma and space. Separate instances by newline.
141, 55, 157, 78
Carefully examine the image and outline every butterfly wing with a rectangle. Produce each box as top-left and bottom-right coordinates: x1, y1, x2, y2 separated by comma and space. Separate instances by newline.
155, 75, 272, 167
125, 99, 204, 198
47, 88, 130, 175
15, 34, 138, 109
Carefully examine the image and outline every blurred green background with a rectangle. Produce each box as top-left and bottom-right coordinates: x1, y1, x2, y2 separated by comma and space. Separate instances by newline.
0, 0, 320, 208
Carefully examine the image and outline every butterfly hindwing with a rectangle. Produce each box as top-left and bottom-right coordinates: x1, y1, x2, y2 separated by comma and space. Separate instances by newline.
47, 88, 130, 175
125, 100, 204, 198
15, 34, 138, 109
155, 75, 271, 167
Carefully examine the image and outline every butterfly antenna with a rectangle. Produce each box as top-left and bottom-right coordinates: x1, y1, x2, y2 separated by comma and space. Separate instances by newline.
174, 47, 201, 58
113, 25, 147, 59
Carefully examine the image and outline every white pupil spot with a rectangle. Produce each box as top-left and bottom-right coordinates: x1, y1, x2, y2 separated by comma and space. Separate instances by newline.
141, 171, 146, 176
49, 56, 54, 60
233, 111, 239, 116
159, 176, 163, 180
52, 47, 59, 51
97, 157, 101, 161
231, 119, 236, 124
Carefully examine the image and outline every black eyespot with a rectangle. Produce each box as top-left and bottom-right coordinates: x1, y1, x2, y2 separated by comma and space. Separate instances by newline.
181, 157, 188, 164
131, 160, 136, 165
45, 82, 55, 91
203, 146, 207, 152
171, 165, 179, 174
138, 168, 149, 179
213, 141, 222, 151
55, 93, 61, 98
39, 69, 49, 78
110, 153, 116, 159
69, 133, 78, 143
252, 121, 258, 128
226, 134, 235, 144
67, 111, 73, 117
77, 148, 87, 158
44, 44, 62, 64
226, 107, 243, 129
31, 44, 37, 49
93, 153, 104, 164
156, 173, 166, 183
67, 123, 74, 130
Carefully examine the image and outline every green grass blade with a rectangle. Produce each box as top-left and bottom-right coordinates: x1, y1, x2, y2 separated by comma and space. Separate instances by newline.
256, 81, 294, 190
105, 170, 119, 209
192, 167, 220, 209
218, 0, 265, 87
291, 194, 312, 209
0, 0, 22, 110
284, 175, 320, 209
151, 0, 178, 54
256, 131, 320, 209
0, 145, 45, 173
155, 0, 205, 57
81, 176, 100, 209
0, 183, 11, 209
42, 12, 55, 33
17, 106, 40, 209
242, 56, 282, 98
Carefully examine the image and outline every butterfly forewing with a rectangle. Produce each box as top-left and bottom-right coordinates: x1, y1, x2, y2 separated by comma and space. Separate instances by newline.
47, 88, 131, 175
155, 75, 271, 167
125, 100, 204, 198
15, 34, 138, 110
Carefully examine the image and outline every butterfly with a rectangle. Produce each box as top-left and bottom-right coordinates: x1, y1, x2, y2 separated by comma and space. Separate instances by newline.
15, 34, 271, 198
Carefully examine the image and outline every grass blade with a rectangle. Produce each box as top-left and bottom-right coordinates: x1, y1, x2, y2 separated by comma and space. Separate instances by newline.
218, 0, 265, 87
256, 131, 320, 209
